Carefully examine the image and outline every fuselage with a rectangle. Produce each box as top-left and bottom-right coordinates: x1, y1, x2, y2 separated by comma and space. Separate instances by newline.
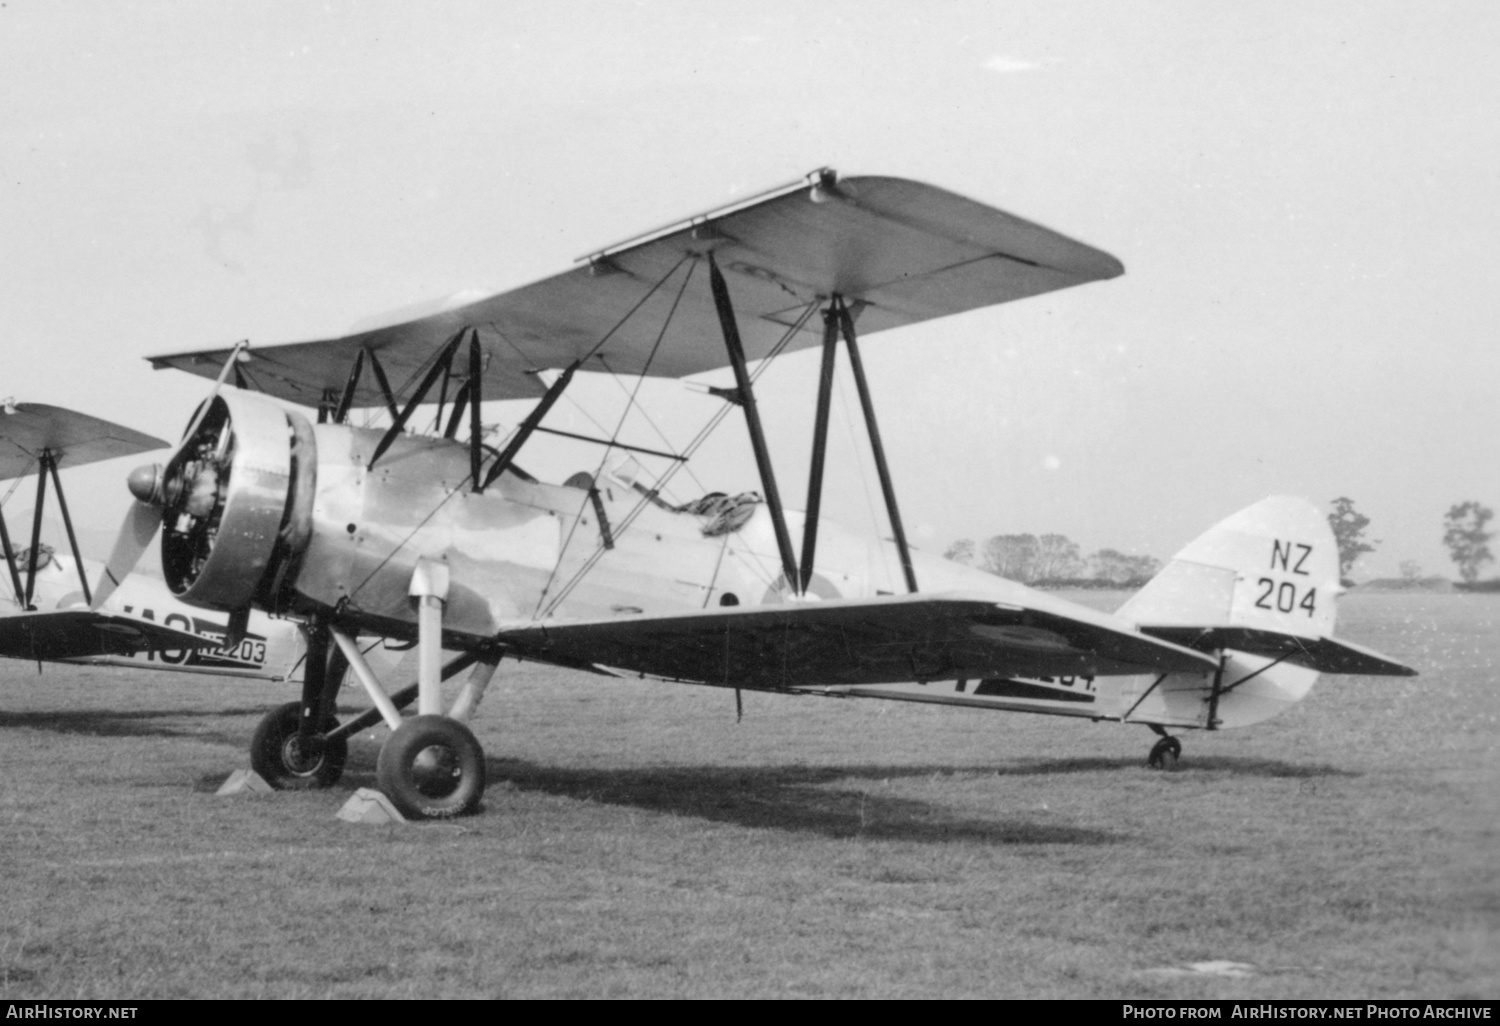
151, 393, 1339, 733
270, 421, 1209, 724
291, 421, 1039, 635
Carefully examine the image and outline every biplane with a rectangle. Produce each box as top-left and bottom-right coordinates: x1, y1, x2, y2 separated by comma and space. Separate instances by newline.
0, 402, 303, 679
106, 169, 1414, 819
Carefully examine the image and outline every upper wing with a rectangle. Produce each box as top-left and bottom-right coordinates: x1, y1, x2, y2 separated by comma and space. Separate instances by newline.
495, 593, 1215, 690
146, 173, 1124, 407
1139, 625, 1417, 676
0, 609, 215, 662
0, 404, 168, 480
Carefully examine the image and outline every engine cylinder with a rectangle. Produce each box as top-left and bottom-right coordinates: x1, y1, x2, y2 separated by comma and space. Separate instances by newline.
161, 392, 315, 612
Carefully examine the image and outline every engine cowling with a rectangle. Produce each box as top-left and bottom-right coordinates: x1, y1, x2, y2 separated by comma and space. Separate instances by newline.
154, 392, 316, 613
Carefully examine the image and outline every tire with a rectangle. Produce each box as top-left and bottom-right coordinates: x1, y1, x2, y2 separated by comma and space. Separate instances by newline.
250, 700, 348, 789
376, 715, 485, 819
1146, 735, 1183, 771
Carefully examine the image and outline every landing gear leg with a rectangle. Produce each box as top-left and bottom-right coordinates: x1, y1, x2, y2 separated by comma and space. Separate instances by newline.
1145, 724, 1182, 770
250, 628, 349, 789
330, 560, 487, 819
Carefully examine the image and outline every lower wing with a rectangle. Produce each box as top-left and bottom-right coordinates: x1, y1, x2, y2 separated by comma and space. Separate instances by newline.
0, 610, 215, 663
496, 593, 1217, 689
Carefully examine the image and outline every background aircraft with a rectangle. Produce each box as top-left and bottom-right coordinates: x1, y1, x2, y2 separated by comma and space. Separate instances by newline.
0, 401, 304, 679
106, 170, 1414, 819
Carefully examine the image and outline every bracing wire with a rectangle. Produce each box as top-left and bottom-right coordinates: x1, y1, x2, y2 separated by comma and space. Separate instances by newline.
345, 258, 692, 602
537, 295, 821, 618
532, 259, 697, 617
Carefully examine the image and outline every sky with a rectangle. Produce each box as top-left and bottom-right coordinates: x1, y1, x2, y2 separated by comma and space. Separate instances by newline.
2, 0, 1497, 580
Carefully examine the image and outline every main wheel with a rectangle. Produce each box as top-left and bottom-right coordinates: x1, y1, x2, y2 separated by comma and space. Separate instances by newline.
250, 701, 348, 789
1146, 735, 1183, 770
376, 715, 485, 819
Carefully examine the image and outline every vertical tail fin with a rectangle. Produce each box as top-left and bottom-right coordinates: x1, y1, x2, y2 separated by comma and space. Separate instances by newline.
1118, 495, 1339, 635
1115, 496, 1409, 730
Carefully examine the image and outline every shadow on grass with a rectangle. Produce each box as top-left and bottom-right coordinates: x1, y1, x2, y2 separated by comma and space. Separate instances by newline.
0, 706, 269, 739
325, 747, 1357, 842
481, 758, 1124, 845
989, 755, 1360, 779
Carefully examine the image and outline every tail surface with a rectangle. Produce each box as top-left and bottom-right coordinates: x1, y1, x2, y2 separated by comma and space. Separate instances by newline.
1118, 496, 1413, 729
1120, 496, 1337, 634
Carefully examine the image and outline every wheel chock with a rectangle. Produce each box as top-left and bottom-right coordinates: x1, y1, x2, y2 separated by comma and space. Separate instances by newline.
215, 768, 274, 795
337, 788, 408, 824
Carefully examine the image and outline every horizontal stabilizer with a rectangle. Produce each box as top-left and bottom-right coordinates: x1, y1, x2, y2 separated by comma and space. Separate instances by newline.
1118, 495, 1417, 730
0, 610, 217, 662
496, 593, 1215, 690
1139, 625, 1417, 676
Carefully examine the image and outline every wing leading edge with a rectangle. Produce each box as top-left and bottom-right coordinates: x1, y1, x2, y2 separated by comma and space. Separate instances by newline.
147, 173, 1124, 407
495, 593, 1216, 691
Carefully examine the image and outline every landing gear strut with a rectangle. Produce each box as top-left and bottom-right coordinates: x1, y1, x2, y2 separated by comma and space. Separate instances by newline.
328, 558, 496, 819
250, 624, 349, 789
247, 564, 498, 817
251, 701, 348, 788
1146, 725, 1182, 770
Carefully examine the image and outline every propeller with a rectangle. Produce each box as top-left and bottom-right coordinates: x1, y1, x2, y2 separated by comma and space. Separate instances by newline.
90, 343, 247, 609
93, 492, 164, 609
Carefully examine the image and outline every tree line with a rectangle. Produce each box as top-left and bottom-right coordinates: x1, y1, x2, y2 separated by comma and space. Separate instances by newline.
1329, 496, 1493, 587
942, 534, 1161, 588
946, 497, 1497, 592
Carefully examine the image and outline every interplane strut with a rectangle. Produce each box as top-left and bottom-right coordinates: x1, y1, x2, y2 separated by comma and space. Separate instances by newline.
707, 253, 801, 594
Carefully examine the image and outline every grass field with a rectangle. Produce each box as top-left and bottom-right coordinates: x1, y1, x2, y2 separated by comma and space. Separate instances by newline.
0, 592, 1495, 999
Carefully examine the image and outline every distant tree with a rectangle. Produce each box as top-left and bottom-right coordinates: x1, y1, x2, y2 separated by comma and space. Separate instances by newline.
1327, 497, 1378, 582
1442, 502, 1494, 584
1398, 560, 1422, 582
1089, 549, 1161, 585
943, 539, 975, 566
1132, 553, 1163, 582
983, 533, 1040, 582
1033, 533, 1084, 581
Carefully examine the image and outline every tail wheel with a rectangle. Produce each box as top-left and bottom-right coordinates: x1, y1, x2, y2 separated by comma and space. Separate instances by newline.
1146, 735, 1182, 770
376, 715, 485, 819
250, 700, 348, 789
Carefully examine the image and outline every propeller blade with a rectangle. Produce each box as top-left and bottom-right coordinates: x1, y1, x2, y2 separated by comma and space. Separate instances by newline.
95, 341, 246, 610
90, 500, 164, 610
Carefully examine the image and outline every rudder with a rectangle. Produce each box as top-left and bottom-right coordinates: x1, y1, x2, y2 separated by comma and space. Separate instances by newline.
1116, 496, 1341, 729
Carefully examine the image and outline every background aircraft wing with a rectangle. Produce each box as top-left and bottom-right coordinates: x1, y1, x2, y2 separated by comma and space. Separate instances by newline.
0, 404, 168, 480
495, 593, 1215, 690
0, 610, 216, 662
146, 173, 1124, 407
1139, 625, 1417, 676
